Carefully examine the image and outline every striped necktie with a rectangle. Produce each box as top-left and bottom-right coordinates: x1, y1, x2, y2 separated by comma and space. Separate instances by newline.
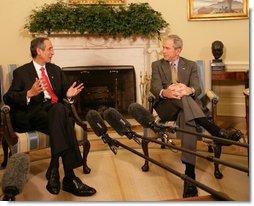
170, 63, 178, 83
40, 67, 58, 103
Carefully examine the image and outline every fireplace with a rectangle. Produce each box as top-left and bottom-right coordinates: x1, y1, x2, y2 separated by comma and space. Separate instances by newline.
48, 36, 160, 113
62, 65, 136, 120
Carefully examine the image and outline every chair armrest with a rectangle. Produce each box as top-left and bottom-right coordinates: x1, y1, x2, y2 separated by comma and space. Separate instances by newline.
148, 95, 156, 113
200, 90, 219, 107
243, 88, 249, 96
206, 90, 219, 103
1, 105, 18, 146
63, 99, 87, 131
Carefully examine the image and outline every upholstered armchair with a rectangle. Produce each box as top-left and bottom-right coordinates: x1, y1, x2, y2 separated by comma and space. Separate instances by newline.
1, 64, 91, 174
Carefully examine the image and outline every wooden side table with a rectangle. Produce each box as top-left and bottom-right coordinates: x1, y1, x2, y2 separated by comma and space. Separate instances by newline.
211, 70, 249, 121
212, 70, 249, 87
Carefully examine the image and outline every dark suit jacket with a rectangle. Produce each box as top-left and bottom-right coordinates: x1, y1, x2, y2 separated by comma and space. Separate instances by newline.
150, 57, 201, 101
3, 61, 69, 131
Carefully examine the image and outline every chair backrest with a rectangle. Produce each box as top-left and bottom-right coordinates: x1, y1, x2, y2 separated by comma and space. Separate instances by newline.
0, 65, 3, 106
196, 60, 205, 98
8, 64, 19, 82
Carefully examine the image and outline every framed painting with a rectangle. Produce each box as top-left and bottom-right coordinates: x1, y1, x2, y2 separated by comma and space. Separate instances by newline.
68, 0, 126, 4
188, 0, 249, 21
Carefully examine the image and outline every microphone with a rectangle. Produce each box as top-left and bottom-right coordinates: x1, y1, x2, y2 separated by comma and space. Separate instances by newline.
128, 102, 155, 128
1, 153, 30, 201
128, 102, 176, 146
86, 109, 118, 154
128, 102, 176, 134
103, 107, 141, 145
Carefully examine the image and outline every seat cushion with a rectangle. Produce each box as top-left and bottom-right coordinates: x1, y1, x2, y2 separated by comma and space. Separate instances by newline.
12, 124, 85, 153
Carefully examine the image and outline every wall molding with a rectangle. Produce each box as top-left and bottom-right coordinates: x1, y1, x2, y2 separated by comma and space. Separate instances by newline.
224, 62, 249, 71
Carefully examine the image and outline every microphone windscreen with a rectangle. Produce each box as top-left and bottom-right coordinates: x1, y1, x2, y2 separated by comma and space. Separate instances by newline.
2, 153, 30, 195
103, 107, 131, 136
128, 102, 155, 128
86, 110, 108, 137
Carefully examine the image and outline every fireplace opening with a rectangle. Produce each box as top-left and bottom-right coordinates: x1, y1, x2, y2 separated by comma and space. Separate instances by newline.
62, 65, 136, 120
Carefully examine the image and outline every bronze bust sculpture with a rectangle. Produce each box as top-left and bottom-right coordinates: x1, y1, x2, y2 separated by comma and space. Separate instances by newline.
212, 40, 224, 62
211, 40, 225, 70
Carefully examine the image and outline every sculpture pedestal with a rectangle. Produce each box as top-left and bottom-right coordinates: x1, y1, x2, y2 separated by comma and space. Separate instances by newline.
211, 61, 225, 71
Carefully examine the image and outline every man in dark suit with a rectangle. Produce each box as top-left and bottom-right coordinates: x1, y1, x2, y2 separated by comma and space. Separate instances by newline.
3, 37, 96, 196
150, 34, 243, 198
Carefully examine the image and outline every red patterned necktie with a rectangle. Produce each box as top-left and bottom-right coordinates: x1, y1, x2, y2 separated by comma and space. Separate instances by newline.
40, 67, 58, 103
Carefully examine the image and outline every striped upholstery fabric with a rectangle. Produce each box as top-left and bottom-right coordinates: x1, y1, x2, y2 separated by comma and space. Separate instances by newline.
12, 124, 85, 153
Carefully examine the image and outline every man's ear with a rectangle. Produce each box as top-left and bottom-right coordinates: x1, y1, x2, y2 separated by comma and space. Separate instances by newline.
36, 48, 42, 56
176, 48, 182, 55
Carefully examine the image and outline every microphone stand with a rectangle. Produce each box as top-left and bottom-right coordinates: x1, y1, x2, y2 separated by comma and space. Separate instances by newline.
104, 136, 233, 201
151, 123, 248, 148
133, 132, 248, 174
101, 133, 118, 155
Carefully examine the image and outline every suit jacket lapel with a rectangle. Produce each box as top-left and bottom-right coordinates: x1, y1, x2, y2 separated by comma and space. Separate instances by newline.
28, 62, 39, 83
45, 64, 57, 92
178, 57, 187, 83
161, 59, 171, 83
28, 62, 44, 100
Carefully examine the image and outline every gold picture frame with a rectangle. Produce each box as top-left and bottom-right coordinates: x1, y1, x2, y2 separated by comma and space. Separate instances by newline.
68, 0, 126, 4
188, 0, 249, 21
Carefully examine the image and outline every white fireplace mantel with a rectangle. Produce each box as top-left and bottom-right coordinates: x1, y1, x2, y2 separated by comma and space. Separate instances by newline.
50, 36, 161, 106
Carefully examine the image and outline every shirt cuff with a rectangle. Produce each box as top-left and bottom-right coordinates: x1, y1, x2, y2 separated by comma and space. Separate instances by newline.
159, 89, 165, 98
67, 97, 74, 104
190, 87, 195, 96
26, 97, 31, 105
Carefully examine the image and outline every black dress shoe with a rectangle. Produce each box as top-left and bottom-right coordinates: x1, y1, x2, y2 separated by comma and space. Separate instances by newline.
46, 168, 60, 195
183, 181, 198, 198
216, 128, 243, 145
62, 176, 96, 196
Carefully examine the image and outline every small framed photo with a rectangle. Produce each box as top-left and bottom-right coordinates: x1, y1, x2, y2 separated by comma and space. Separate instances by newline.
188, 0, 249, 21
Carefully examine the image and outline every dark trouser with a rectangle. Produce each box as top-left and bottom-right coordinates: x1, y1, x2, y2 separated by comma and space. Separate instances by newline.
17, 101, 83, 171
154, 97, 205, 166
154, 98, 182, 122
